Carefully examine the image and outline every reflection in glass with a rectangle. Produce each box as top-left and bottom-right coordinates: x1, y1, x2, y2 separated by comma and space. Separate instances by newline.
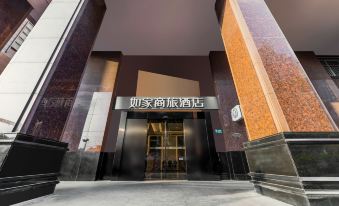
61, 56, 118, 152
145, 119, 186, 180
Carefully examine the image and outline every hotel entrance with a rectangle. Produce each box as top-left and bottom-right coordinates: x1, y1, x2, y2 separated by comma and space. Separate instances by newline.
107, 96, 220, 180
145, 119, 187, 180
113, 112, 220, 181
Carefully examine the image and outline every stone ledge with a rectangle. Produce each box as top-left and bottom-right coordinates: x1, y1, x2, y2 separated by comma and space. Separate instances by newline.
245, 132, 339, 206
0, 133, 67, 205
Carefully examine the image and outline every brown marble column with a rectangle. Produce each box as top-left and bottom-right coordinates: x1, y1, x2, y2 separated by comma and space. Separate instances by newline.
221, 0, 339, 205
0, 0, 32, 49
222, 0, 336, 141
23, 0, 106, 140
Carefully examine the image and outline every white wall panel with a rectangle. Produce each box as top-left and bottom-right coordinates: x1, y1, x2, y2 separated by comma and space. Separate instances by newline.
0, 0, 83, 133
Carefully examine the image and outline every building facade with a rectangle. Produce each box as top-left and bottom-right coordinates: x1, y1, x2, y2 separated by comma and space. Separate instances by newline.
0, 0, 338, 205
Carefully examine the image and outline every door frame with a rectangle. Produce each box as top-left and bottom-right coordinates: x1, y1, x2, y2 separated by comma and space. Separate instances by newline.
110, 111, 219, 180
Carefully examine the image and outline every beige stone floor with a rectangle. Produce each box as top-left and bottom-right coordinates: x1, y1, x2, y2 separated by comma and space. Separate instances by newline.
16, 181, 291, 206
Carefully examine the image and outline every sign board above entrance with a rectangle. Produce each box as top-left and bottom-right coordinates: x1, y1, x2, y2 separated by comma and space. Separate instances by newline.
115, 97, 219, 110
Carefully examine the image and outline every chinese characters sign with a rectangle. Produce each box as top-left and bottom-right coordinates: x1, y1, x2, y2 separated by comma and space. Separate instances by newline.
115, 97, 219, 110
129, 97, 204, 109
40, 97, 74, 108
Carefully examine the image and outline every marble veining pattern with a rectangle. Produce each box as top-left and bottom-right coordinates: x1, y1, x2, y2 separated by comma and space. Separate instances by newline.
222, 0, 278, 140
222, 0, 335, 141
236, 0, 335, 132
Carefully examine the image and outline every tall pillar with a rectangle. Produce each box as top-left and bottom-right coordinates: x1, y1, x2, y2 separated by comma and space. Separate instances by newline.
0, 1, 92, 202
221, 0, 339, 205
0, 0, 83, 133
0, 0, 106, 187
0, 0, 105, 135
22, 0, 106, 140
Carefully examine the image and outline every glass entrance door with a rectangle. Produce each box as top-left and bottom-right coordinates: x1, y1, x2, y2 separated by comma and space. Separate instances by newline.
145, 119, 186, 180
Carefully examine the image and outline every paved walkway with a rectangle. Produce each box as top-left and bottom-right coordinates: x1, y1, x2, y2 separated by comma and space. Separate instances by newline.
16, 181, 290, 206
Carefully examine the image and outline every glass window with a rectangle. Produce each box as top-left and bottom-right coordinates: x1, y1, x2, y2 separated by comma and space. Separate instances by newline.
319, 57, 339, 78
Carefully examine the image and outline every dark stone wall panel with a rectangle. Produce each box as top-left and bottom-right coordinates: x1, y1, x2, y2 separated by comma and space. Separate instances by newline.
245, 132, 339, 206
24, 0, 106, 141
296, 51, 339, 128
100, 55, 222, 152
218, 152, 250, 180
246, 141, 297, 176
289, 143, 339, 177
0, 133, 67, 205
59, 151, 101, 181
215, 0, 226, 25
209, 51, 248, 151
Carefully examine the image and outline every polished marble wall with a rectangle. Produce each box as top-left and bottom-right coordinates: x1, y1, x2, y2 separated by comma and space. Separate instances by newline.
0, 0, 31, 49
209, 51, 248, 151
221, 0, 278, 140
297, 52, 339, 128
221, 0, 336, 141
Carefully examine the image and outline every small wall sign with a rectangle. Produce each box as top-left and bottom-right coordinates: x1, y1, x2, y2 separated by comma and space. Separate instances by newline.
214, 129, 223, 134
231, 105, 243, 122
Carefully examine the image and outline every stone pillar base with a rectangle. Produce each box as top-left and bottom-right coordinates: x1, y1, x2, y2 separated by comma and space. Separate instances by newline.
244, 132, 339, 206
0, 133, 67, 205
